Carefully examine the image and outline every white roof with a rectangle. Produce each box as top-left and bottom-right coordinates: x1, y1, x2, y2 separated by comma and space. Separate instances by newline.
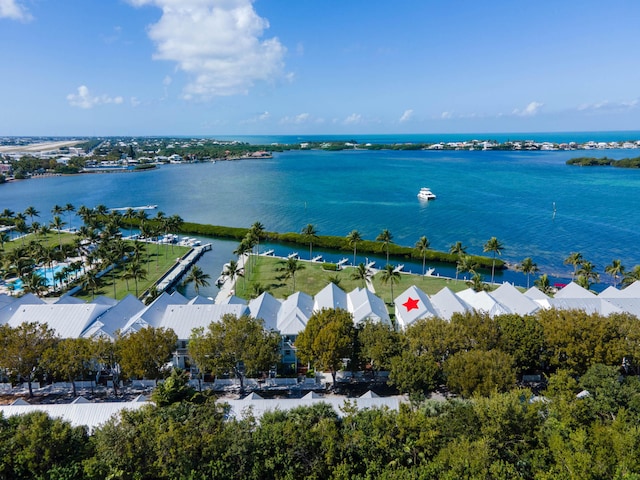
82, 294, 146, 339
314, 283, 349, 312
0, 293, 45, 324
248, 292, 281, 331
619, 281, 640, 298
224, 396, 403, 419
429, 287, 468, 320
7, 303, 111, 338
490, 283, 540, 316
218, 295, 247, 305
277, 291, 314, 336
123, 291, 188, 331
547, 298, 623, 316
347, 287, 391, 326
600, 298, 640, 318
394, 285, 437, 329
598, 286, 624, 298
188, 295, 214, 305
0, 400, 150, 433
456, 289, 509, 316
523, 286, 550, 301
156, 304, 248, 340
554, 282, 597, 299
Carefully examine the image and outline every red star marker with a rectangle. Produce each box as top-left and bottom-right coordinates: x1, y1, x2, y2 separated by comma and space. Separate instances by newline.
402, 297, 420, 311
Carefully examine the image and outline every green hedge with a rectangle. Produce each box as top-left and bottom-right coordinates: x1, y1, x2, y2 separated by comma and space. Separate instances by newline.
119, 219, 505, 270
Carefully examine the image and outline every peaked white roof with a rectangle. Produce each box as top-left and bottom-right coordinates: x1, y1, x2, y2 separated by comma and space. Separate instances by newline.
277, 291, 314, 336
82, 294, 146, 339
548, 298, 623, 316
619, 281, 640, 298
218, 295, 247, 305
0, 293, 45, 325
430, 287, 469, 320
600, 298, 640, 318
359, 390, 380, 398
394, 285, 437, 329
523, 286, 550, 301
490, 283, 539, 316
456, 289, 509, 316
314, 283, 349, 312
248, 292, 281, 331
7, 303, 111, 338
188, 295, 214, 305
347, 287, 391, 326
554, 282, 597, 299
598, 286, 624, 298
122, 291, 188, 332
156, 304, 248, 340
54, 296, 86, 305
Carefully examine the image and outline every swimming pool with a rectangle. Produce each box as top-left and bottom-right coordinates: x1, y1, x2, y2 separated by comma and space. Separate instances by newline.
8, 264, 70, 291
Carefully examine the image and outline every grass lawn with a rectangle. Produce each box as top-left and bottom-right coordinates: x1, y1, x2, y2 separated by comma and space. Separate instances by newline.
3, 231, 78, 252
237, 255, 476, 301
75, 243, 190, 301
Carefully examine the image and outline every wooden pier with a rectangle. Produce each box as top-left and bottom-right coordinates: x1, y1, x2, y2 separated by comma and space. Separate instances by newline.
154, 243, 212, 293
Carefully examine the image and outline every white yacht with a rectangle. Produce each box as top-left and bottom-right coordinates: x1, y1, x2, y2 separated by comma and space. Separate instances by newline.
417, 187, 437, 200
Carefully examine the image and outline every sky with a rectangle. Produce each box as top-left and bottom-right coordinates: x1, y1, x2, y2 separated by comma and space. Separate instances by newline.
1, 0, 639, 136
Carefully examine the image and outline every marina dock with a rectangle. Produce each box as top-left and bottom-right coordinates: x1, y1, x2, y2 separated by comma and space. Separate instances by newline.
153, 243, 212, 293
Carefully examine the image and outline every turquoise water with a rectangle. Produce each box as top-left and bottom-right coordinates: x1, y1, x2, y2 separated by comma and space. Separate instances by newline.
2, 147, 640, 289
9, 264, 66, 291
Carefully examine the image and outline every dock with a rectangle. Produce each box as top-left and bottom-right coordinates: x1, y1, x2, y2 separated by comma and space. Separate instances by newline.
153, 243, 212, 293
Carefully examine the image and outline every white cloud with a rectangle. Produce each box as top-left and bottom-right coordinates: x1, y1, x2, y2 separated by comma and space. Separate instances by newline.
0, 0, 32, 21
130, 97, 141, 107
512, 101, 543, 116
67, 85, 124, 109
241, 111, 271, 124
128, 0, 287, 99
279, 113, 326, 125
440, 111, 453, 119
577, 99, 638, 112
399, 109, 413, 122
343, 113, 362, 125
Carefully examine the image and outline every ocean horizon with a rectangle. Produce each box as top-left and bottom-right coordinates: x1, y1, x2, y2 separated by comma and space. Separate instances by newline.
2, 138, 640, 297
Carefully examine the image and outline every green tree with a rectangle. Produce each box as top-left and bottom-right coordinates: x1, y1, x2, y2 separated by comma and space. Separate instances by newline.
414, 235, 431, 275
42, 337, 95, 397
295, 308, 355, 387
183, 265, 211, 295
483, 236, 504, 285
605, 259, 625, 288
346, 229, 362, 266
444, 349, 516, 397
124, 260, 146, 297
535, 273, 553, 294
151, 367, 196, 406
564, 251, 583, 281
518, 257, 539, 289
389, 351, 440, 395
301, 223, 318, 260
0, 322, 58, 397
278, 256, 305, 292
577, 260, 599, 290
357, 320, 401, 376
117, 327, 178, 384
376, 229, 393, 264
351, 262, 373, 289
188, 313, 280, 393
495, 313, 547, 374
379, 263, 401, 304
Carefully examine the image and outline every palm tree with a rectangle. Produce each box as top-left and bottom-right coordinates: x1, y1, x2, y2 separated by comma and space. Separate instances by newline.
250, 221, 265, 257
0, 232, 9, 251
518, 257, 539, 289
623, 265, 640, 287
183, 265, 211, 295
577, 261, 599, 290
123, 208, 136, 238
535, 274, 553, 295
65, 203, 75, 231
83, 270, 102, 299
24, 206, 39, 228
457, 255, 478, 281
223, 259, 244, 291
483, 236, 504, 285
379, 264, 401, 304
346, 230, 362, 266
564, 252, 583, 281
279, 257, 305, 291
301, 223, 318, 260
124, 261, 146, 297
414, 235, 430, 275
376, 229, 393, 264
467, 272, 489, 292
449, 241, 467, 282
23, 271, 48, 297
351, 262, 373, 289
50, 215, 66, 250
605, 259, 625, 288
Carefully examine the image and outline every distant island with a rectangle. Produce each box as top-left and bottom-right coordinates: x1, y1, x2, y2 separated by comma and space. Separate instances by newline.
566, 156, 640, 168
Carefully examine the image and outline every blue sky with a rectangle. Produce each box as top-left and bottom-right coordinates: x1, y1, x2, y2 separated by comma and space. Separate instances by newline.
1, 0, 639, 136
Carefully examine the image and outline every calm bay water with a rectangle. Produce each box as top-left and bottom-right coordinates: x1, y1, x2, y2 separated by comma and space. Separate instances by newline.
2, 146, 640, 293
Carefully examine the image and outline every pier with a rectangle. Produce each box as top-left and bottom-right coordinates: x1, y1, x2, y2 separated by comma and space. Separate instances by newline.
153, 243, 212, 293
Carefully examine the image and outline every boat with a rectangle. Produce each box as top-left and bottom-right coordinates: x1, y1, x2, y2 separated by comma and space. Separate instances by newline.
311, 255, 323, 262
417, 187, 436, 200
